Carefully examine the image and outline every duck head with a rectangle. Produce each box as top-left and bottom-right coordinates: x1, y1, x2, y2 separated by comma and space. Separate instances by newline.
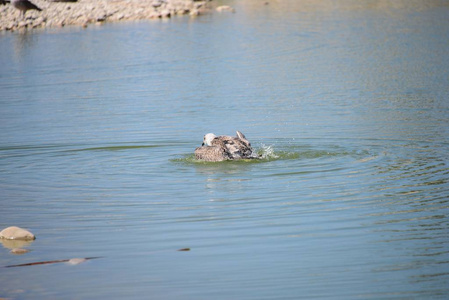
202, 133, 217, 146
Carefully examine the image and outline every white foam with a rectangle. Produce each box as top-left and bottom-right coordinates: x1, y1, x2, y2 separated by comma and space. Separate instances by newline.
258, 144, 279, 159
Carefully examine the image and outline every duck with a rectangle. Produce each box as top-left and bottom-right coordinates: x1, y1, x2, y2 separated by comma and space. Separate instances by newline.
195, 131, 259, 162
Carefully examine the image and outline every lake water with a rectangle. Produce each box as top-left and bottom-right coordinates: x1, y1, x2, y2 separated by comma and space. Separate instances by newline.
1, 0, 449, 299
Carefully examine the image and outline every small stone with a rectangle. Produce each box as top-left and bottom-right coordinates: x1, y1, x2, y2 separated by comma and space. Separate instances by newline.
189, 8, 199, 16
160, 9, 170, 18
152, 0, 162, 8
0, 226, 35, 240
7, 22, 17, 30
216, 5, 235, 13
10, 248, 30, 255
67, 258, 87, 265
149, 12, 159, 18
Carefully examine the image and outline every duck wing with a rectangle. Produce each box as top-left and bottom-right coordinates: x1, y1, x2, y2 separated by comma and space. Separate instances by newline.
235, 131, 260, 158
212, 136, 254, 159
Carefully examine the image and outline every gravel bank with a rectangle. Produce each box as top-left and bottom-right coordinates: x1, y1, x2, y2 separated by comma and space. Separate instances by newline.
0, 0, 211, 31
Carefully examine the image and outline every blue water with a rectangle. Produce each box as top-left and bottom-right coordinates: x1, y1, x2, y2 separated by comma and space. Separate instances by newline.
1, 1, 449, 299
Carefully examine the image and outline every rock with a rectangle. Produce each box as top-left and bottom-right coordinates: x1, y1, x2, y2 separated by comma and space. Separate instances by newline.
0, 226, 36, 240
189, 8, 199, 16
10, 248, 30, 254
67, 258, 87, 265
160, 9, 170, 18
216, 5, 235, 13
152, 0, 162, 8
7, 21, 17, 30
96, 14, 106, 22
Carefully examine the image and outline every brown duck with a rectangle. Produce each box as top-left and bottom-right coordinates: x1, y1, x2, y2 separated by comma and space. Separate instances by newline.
195, 131, 259, 162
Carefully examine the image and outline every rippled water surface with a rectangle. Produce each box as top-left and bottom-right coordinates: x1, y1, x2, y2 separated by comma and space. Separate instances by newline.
1, 0, 449, 299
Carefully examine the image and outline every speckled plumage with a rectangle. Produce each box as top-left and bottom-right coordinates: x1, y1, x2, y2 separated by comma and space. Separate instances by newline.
195, 131, 258, 162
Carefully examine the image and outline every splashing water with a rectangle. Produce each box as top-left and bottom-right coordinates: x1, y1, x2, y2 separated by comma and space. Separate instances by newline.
172, 144, 283, 164
257, 144, 279, 160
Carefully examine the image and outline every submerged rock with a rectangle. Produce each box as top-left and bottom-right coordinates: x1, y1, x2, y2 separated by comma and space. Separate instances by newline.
67, 258, 87, 265
0, 226, 36, 240
10, 248, 31, 255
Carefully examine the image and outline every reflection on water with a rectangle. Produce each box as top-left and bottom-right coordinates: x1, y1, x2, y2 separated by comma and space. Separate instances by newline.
1, 239, 35, 251
1, 0, 449, 299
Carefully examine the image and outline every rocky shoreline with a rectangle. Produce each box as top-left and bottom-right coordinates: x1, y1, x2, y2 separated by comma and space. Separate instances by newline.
0, 0, 212, 31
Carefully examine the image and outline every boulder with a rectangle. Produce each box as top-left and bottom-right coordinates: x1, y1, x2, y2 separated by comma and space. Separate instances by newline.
0, 226, 36, 240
